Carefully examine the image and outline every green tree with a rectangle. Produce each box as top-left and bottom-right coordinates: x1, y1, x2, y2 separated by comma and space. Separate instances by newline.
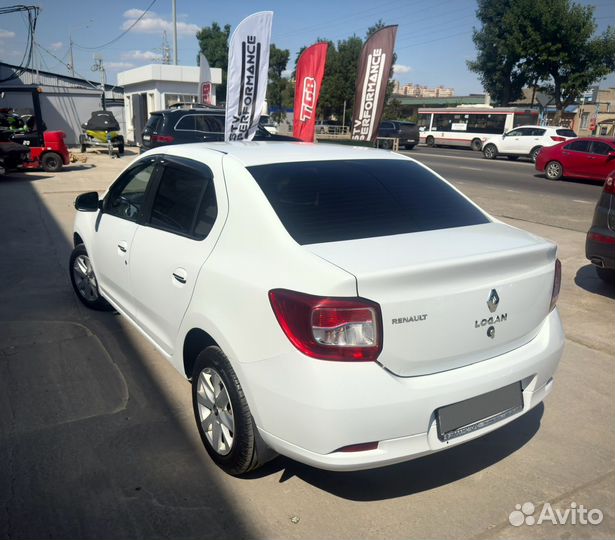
512, 0, 615, 122
468, 0, 615, 119
196, 22, 231, 102
267, 44, 291, 122
467, 0, 529, 106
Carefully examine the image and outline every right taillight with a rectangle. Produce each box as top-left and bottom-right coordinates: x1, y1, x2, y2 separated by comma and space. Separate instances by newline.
604, 175, 615, 194
268, 289, 383, 362
550, 258, 561, 312
550, 136, 566, 142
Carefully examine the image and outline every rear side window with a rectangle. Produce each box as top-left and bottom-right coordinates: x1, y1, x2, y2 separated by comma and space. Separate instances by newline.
248, 159, 489, 245
590, 141, 613, 156
149, 162, 217, 239
556, 129, 576, 137
175, 115, 196, 131
565, 140, 591, 152
530, 128, 546, 136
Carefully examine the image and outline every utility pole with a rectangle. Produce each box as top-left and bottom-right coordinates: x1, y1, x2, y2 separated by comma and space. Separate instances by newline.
69, 36, 75, 77
91, 55, 107, 110
161, 31, 171, 64
172, 0, 178, 65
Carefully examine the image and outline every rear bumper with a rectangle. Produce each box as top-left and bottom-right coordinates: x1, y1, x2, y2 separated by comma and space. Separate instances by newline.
245, 310, 565, 471
586, 229, 615, 270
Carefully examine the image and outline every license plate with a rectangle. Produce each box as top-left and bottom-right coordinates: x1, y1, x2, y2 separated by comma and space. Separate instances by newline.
436, 382, 523, 441
143, 135, 150, 141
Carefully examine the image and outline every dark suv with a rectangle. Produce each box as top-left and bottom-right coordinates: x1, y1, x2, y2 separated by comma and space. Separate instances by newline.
377, 120, 420, 150
141, 107, 296, 150
586, 169, 615, 284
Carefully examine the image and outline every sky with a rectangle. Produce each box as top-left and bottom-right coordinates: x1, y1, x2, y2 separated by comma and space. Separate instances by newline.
0, 0, 613, 94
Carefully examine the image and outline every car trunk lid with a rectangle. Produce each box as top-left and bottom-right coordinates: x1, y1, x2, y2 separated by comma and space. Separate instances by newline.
306, 222, 556, 377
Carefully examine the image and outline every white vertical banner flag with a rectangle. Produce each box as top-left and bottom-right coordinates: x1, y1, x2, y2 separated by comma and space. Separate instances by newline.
225, 11, 273, 141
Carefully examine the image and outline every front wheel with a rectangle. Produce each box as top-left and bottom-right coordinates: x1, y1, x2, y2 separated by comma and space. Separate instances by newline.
545, 161, 563, 180
483, 144, 498, 159
41, 152, 63, 172
69, 244, 112, 310
192, 346, 274, 475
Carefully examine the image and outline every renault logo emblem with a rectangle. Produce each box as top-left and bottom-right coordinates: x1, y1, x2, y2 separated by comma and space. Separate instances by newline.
487, 289, 500, 313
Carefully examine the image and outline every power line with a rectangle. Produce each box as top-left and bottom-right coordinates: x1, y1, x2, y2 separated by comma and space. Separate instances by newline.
0, 4, 39, 83
73, 0, 158, 51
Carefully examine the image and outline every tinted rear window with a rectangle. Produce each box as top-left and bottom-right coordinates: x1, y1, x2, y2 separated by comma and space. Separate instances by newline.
145, 115, 161, 131
556, 129, 577, 137
566, 140, 591, 152
248, 159, 489, 245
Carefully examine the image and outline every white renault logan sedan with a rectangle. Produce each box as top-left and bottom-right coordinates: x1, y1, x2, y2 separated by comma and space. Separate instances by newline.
70, 142, 564, 475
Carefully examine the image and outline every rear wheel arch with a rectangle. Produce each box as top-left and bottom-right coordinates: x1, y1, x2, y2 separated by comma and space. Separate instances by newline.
183, 328, 219, 378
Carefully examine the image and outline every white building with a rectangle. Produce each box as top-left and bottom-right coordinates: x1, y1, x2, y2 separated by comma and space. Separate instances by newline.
118, 64, 222, 145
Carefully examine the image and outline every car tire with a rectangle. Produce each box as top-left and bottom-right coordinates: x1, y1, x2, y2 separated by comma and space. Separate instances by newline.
41, 152, 63, 172
545, 161, 563, 180
530, 146, 542, 163
507, 155, 519, 161
426, 136, 435, 147
404, 144, 415, 150
483, 144, 498, 159
470, 138, 482, 151
381, 139, 393, 150
192, 346, 274, 475
595, 266, 615, 285
69, 244, 113, 311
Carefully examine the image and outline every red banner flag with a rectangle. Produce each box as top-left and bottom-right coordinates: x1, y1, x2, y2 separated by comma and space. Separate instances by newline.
351, 26, 397, 142
293, 42, 328, 142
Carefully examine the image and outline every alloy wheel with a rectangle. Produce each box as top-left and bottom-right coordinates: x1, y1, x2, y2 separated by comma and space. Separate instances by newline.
196, 368, 235, 456
72, 254, 99, 302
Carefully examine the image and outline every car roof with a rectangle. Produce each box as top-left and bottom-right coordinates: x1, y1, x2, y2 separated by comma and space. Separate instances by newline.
151, 141, 409, 167
151, 108, 225, 116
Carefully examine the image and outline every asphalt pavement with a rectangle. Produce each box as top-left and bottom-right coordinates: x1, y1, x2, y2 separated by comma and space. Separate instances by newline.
0, 146, 613, 540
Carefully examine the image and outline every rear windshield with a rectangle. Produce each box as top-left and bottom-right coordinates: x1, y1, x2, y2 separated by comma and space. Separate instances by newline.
556, 129, 577, 137
248, 159, 489, 245
145, 115, 162, 131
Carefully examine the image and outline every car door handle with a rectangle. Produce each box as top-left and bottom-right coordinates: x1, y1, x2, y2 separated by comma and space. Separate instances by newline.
172, 269, 187, 284
117, 241, 128, 254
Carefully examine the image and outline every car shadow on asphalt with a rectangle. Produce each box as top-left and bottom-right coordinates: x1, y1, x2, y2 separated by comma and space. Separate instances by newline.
247, 403, 544, 501
0, 178, 254, 539
574, 264, 615, 299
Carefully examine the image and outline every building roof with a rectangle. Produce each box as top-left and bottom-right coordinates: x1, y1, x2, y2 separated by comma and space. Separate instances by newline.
393, 95, 487, 107
117, 64, 222, 87
0, 61, 122, 92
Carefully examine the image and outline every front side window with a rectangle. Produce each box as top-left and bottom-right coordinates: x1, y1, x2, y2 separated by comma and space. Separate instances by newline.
105, 160, 157, 221
149, 162, 217, 239
248, 159, 489, 245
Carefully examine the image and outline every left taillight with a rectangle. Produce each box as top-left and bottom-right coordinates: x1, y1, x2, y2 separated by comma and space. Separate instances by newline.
550, 258, 561, 312
268, 289, 383, 361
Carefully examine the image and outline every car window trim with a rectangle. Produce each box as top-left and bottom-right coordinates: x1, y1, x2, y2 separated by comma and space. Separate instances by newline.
140, 155, 216, 241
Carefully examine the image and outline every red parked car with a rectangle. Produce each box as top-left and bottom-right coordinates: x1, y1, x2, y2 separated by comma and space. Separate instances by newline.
535, 137, 615, 181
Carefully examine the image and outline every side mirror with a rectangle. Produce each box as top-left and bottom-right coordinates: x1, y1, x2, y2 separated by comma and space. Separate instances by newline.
608, 151, 615, 160
75, 191, 101, 212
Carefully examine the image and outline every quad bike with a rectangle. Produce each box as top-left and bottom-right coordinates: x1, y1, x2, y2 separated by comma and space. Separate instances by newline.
79, 110, 124, 154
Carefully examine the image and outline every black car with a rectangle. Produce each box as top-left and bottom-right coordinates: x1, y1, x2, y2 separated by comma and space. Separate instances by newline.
377, 120, 420, 150
586, 170, 615, 284
141, 107, 297, 150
